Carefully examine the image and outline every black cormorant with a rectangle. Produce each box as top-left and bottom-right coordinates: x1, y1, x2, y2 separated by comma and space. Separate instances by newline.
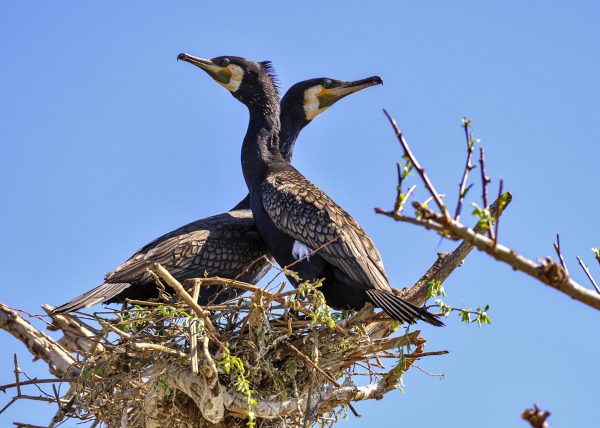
181, 54, 443, 326
50, 61, 381, 314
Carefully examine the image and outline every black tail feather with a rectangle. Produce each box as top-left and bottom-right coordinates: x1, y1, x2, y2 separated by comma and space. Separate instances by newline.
50, 283, 131, 315
365, 289, 444, 327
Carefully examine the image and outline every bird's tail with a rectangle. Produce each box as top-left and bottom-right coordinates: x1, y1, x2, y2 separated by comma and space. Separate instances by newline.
50, 283, 131, 315
365, 289, 444, 327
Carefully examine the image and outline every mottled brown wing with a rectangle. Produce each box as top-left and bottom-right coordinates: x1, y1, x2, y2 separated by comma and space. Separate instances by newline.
105, 210, 270, 285
261, 168, 390, 291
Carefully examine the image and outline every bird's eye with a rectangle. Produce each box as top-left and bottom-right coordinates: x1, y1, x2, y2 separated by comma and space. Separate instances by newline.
220, 58, 230, 67
322, 79, 332, 89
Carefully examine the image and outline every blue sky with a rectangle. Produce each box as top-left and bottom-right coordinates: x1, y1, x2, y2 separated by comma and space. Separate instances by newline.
1, 1, 599, 426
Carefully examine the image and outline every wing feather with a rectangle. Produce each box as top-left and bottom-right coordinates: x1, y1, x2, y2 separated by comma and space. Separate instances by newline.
106, 210, 270, 285
261, 168, 390, 291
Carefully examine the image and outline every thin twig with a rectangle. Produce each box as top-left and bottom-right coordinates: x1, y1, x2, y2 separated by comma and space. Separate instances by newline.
478, 146, 495, 240
454, 118, 476, 221
286, 343, 360, 418
576, 256, 600, 294
383, 109, 448, 218
478, 146, 491, 209
553, 234, 570, 276
13, 354, 21, 397
13, 423, 49, 428
493, 178, 503, 248
374, 208, 445, 233
190, 283, 201, 374
151, 263, 215, 333
418, 205, 600, 310
184, 277, 314, 317
0, 304, 78, 377
0, 378, 77, 393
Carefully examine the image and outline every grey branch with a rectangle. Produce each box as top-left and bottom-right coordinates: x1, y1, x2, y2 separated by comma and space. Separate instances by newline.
0, 303, 78, 377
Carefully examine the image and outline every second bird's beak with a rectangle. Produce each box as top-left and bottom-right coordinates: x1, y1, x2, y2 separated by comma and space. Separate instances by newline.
177, 53, 232, 85
318, 76, 383, 108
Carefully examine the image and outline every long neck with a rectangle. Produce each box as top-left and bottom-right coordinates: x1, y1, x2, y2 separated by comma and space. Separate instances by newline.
279, 113, 306, 163
241, 94, 282, 192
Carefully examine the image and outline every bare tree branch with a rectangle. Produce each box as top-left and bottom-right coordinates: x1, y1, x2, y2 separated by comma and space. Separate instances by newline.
553, 234, 570, 277
576, 256, 600, 294
398, 192, 511, 306
377, 111, 600, 311
454, 117, 476, 222
383, 109, 448, 218
0, 303, 78, 377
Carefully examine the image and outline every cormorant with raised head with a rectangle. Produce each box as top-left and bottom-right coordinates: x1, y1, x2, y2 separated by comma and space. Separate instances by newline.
182, 54, 443, 326
51, 62, 382, 314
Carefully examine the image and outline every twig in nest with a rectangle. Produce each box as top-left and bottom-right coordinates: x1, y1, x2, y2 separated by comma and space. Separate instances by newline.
285, 343, 360, 418
151, 263, 215, 333
190, 282, 201, 374
0, 378, 76, 393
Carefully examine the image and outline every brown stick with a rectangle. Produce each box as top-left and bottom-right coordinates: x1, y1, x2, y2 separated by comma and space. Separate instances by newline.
454, 118, 476, 222
553, 234, 570, 277
478, 146, 495, 240
190, 283, 201, 374
0, 303, 78, 377
185, 277, 314, 317
0, 378, 77, 393
422, 208, 600, 310
383, 109, 448, 218
576, 256, 600, 294
151, 263, 215, 333
395, 193, 512, 305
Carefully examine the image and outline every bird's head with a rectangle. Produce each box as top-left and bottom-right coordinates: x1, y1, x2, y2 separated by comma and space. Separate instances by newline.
281, 76, 383, 125
177, 53, 279, 106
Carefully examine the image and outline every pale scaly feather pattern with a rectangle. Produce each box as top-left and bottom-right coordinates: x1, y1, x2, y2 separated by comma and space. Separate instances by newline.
261, 167, 390, 291
51, 209, 272, 314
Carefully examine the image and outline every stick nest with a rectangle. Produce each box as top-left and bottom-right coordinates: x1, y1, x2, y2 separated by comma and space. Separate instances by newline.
43, 269, 436, 427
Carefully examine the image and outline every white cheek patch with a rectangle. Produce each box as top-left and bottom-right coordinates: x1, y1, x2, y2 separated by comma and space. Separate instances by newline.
303, 85, 329, 120
292, 240, 313, 261
220, 64, 244, 92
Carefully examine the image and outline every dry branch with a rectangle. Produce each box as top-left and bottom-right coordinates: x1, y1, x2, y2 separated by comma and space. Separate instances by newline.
377, 111, 600, 311
0, 303, 78, 377
1, 262, 448, 427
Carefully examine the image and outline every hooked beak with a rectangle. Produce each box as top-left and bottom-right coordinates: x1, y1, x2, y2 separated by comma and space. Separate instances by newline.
177, 53, 232, 85
318, 76, 383, 108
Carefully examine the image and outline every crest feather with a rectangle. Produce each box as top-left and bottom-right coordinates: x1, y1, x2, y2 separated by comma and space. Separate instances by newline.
260, 60, 280, 97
